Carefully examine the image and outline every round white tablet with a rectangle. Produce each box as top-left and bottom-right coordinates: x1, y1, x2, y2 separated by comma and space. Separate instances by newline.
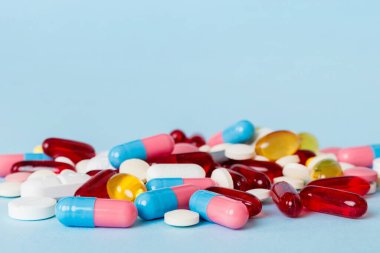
276, 155, 300, 167
75, 159, 90, 174
28, 170, 56, 179
55, 156, 75, 167
0, 182, 21, 197
198, 145, 211, 152
225, 144, 255, 160
210, 143, 231, 152
246, 188, 271, 202
8, 197, 57, 220
211, 168, 233, 189
273, 176, 304, 190
283, 163, 310, 182
119, 159, 150, 182
164, 209, 199, 227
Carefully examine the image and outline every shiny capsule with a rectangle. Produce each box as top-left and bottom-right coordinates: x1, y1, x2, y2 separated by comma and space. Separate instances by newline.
170, 129, 188, 143
42, 137, 96, 164
295, 150, 316, 165
255, 130, 300, 161
206, 186, 262, 217
11, 160, 75, 174
229, 164, 271, 190
0, 153, 51, 177
75, 169, 118, 198
56, 197, 137, 228
187, 135, 206, 147
227, 169, 249, 191
298, 132, 319, 153
337, 144, 380, 167
109, 134, 174, 168
208, 120, 255, 147
106, 173, 146, 201
300, 185, 367, 218
146, 178, 216, 191
271, 181, 302, 218
311, 159, 343, 180
307, 176, 370, 196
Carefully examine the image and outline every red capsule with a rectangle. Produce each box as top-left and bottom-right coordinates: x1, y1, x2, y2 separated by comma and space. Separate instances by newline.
271, 181, 302, 218
11, 160, 75, 174
300, 186, 367, 218
207, 186, 262, 217
42, 137, 96, 164
75, 169, 117, 198
229, 164, 271, 190
170, 129, 188, 143
152, 152, 215, 176
295, 150, 316, 165
307, 176, 370, 196
187, 135, 206, 147
86, 170, 102, 176
227, 169, 249, 191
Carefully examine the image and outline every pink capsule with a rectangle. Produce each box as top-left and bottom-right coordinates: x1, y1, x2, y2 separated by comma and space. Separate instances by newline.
337, 145, 380, 167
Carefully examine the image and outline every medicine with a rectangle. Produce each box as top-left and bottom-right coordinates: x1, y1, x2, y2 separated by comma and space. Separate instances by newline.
225, 144, 255, 160
135, 185, 199, 220
298, 132, 319, 153
164, 209, 200, 227
56, 197, 137, 227
187, 135, 206, 148
75, 169, 118, 198
226, 169, 249, 191
307, 176, 370, 196
146, 164, 205, 181
229, 164, 271, 190
0, 182, 21, 197
210, 168, 234, 189
119, 159, 150, 182
0, 153, 51, 177
206, 186, 262, 217
246, 188, 271, 202
8, 197, 56, 221
300, 185, 367, 218
11, 160, 75, 174
337, 144, 380, 167
311, 159, 343, 180
189, 190, 249, 229
208, 120, 255, 147
5, 172, 31, 183
295, 150, 316, 165
271, 181, 302, 218
106, 173, 146, 201
343, 167, 378, 194
42, 137, 96, 164
109, 134, 174, 168
172, 143, 199, 154
273, 176, 304, 190
146, 178, 216, 191
282, 163, 310, 182
170, 129, 188, 143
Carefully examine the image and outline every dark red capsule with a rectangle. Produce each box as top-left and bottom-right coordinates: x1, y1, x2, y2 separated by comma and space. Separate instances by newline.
74, 169, 117, 198
307, 176, 370, 196
11, 160, 75, 174
86, 170, 102, 176
229, 164, 271, 190
187, 135, 206, 147
227, 169, 249, 191
300, 185, 367, 218
42, 137, 96, 164
295, 150, 316, 165
170, 129, 188, 143
271, 181, 302, 218
207, 186, 262, 217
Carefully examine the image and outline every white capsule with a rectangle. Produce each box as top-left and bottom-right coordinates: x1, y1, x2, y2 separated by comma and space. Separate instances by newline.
276, 155, 300, 167
283, 163, 310, 182
54, 156, 75, 167
8, 197, 56, 221
0, 182, 21, 197
246, 188, 271, 202
164, 209, 199, 227
210, 168, 233, 189
273, 176, 304, 190
225, 144, 255, 160
147, 164, 205, 181
119, 159, 149, 182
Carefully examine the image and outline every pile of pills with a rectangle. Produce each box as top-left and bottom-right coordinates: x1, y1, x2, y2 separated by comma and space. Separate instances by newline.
0, 119, 379, 229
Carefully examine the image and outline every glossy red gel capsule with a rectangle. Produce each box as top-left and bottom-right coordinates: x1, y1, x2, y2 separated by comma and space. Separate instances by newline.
75, 169, 117, 198
229, 164, 271, 190
271, 181, 302, 218
307, 176, 370, 196
300, 186, 367, 218
187, 135, 206, 147
170, 129, 188, 143
11, 160, 75, 174
295, 150, 316, 165
207, 186, 262, 217
227, 169, 249, 191
42, 137, 96, 163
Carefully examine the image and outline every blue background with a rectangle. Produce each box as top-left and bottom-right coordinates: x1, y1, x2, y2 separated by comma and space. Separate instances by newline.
0, 0, 379, 252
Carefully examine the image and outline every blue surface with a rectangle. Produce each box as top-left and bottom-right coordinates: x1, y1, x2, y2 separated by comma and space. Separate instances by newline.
1, 0, 380, 252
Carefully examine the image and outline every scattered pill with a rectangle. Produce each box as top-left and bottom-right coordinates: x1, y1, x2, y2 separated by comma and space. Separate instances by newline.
211, 168, 233, 189
119, 159, 150, 182
337, 145, 380, 167
0, 153, 51, 177
276, 155, 300, 167
208, 120, 255, 147
0, 182, 21, 197
164, 209, 199, 227
54, 156, 75, 167
146, 178, 216, 191
225, 144, 255, 160
8, 197, 56, 220
5, 172, 31, 183
283, 163, 310, 182
246, 188, 271, 202
271, 181, 302, 218
273, 176, 304, 190
147, 164, 205, 181
107, 173, 146, 201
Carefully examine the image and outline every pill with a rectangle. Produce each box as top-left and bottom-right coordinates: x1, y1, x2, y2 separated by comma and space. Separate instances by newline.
42, 137, 96, 163
306, 154, 337, 169
199, 145, 211, 152
164, 209, 200, 227
282, 163, 310, 182
339, 162, 355, 171
210, 143, 232, 152
146, 164, 205, 181
187, 135, 206, 148
56, 197, 137, 227
252, 127, 273, 145
8, 197, 56, 220
211, 168, 234, 189
119, 159, 149, 182
86, 153, 113, 172
27, 170, 56, 179
106, 173, 146, 201
0, 153, 51, 177
229, 164, 271, 190
343, 167, 378, 194
254, 155, 270, 161
273, 176, 304, 190
246, 188, 271, 202
337, 145, 380, 167
300, 185, 367, 218
75, 169, 118, 198
276, 155, 300, 167
189, 190, 249, 229
170, 129, 187, 143
5, 172, 31, 183
0, 182, 21, 197
33, 145, 44, 153
307, 176, 370, 196
225, 144, 255, 160
54, 157, 75, 167
208, 120, 255, 147
295, 150, 316, 165
11, 160, 75, 174
75, 159, 90, 174
227, 169, 249, 191
109, 134, 174, 168
311, 159, 343, 180
298, 132, 319, 153
271, 181, 302, 218
146, 178, 216, 191
172, 143, 199, 154
255, 130, 300, 161
135, 185, 199, 220
206, 186, 262, 217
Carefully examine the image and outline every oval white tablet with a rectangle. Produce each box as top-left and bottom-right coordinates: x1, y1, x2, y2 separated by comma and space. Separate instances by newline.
55, 156, 75, 167
198, 145, 211, 152
246, 188, 271, 202
164, 209, 199, 227
28, 170, 56, 180
225, 144, 255, 160
119, 159, 150, 182
211, 168, 233, 189
5, 172, 31, 183
273, 176, 304, 190
75, 159, 90, 174
276, 155, 300, 167
254, 155, 269, 162
210, 143, 231, 152
86, 156, 113, 172
8, 197, 56, 220
0, 182, 21, 197
147, 164, 205, 181
283, 163, 310, 182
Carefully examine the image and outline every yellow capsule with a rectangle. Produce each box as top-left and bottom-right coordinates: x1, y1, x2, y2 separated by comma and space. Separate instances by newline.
107, 173, 146, 201
298, 132, 319, 153
255, 130, 300, 161
311, 159, 343, 180
33, 145, 43, 153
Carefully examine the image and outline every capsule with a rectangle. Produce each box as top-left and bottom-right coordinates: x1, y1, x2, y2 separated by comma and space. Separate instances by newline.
109, 134, 174, 168
106, 173, 146, 201
75, 169, 118, 198
135, 185, 199, 220
189, 190, 249, 229
11, 160, 75, 174
227, 169, 249, 191
337, 144, 380, 167
42, 137, 96, 164
146, 164, 205, 181
311, 159, 343, 180
295, 150, 316, 165
208, 120, 255, 147
172, 143, 198, 154
298, 132, 319, 153
271, 181, 302, 218
187, 135, 206, 147
146, 178, 216, 191
56, 197, 137, 228
0, 153, 51, 177
300, 185, 367, 218
343, 167, 378, 194
229, 164, 271, 190
206, 186, 262, 217
307, 176, 370, 196
170, 129, 188, 143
